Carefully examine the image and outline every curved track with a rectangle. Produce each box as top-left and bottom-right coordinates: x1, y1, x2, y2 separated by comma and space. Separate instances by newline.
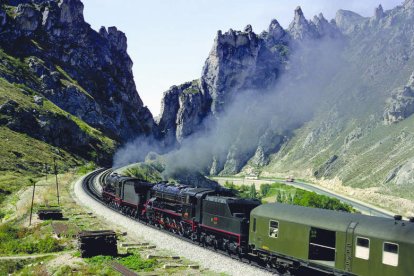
81, 169, 285, 275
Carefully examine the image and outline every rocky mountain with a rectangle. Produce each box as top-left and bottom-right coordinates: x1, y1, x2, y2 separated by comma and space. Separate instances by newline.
156, 0, 414, 210
158, 6, 341, 170
0, 0, 156, 170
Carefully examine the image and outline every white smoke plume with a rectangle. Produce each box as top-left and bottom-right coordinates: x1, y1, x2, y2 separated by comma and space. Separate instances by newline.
113, 36, 346, 177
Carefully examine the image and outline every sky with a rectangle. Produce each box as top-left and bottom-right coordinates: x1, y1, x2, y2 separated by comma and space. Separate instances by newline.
82, 0, 401, 116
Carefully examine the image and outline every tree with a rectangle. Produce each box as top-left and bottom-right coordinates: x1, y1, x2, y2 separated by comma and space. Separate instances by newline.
276, 191, 282, 203
260, 184, 271, 197
249, 184, 257, 199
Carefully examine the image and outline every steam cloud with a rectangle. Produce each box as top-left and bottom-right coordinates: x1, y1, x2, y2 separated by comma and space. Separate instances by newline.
113, 36, 346, 177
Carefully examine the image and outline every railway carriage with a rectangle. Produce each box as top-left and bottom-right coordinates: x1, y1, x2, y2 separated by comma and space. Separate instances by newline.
249, 203, 414, 275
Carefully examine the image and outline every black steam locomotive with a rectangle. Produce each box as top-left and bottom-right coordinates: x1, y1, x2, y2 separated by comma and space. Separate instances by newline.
102, 173, 260, 255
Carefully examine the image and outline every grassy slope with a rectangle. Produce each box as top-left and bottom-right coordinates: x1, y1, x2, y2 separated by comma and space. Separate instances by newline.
0, 49, 115, 205
261, 58, 414, 201
256, 15, 414, 202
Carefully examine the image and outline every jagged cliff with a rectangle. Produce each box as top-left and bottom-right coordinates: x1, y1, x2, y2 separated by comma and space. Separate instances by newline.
156, 0, 414, 206
0, 0, 156, 171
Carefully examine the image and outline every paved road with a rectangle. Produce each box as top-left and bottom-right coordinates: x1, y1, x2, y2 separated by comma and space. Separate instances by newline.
213, 177, 394, 218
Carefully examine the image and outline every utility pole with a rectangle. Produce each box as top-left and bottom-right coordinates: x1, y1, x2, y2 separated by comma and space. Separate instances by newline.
44, 163, 48, 182
29, 179, 36, 226
54, 157, 60, 205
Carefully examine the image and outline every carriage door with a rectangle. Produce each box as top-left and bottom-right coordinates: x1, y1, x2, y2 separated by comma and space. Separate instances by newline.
308, 227, 336, 267
345, 222, 358, 272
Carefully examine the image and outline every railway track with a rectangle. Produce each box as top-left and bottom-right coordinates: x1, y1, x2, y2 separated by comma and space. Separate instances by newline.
81, 169, 282, 275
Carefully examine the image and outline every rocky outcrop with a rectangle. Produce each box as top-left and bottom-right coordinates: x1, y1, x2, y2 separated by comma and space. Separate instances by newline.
394, 158, 414, 186
265, 19, 287, 45
251, 130, 285, 167
288, 7, 319, 40
312, 13, 341, 38
374, 4, 385, 21
335, 10, 367, 34
384, 72, 414, 124
159, 21, 288, 144
202, 27, 264, 115
314, 155, 339, 178
0, 0, 156, 145
157, 80, 208, 145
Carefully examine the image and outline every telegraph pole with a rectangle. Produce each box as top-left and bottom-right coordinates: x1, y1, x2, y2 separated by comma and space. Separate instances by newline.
54, 158, 60, 205
44, 163, 48, 182
29, 179, 36, 226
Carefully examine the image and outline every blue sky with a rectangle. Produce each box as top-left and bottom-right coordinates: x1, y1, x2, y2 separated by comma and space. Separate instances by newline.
83, 0, 401, 116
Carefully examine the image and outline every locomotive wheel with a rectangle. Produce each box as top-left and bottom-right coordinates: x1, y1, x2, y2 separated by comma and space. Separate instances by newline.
200, 235, 206, 247
237, 247, 242, 259
213, 239, 218, 251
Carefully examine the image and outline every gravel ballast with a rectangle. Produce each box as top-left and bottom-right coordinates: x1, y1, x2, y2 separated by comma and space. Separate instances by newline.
73, 172, 272, 275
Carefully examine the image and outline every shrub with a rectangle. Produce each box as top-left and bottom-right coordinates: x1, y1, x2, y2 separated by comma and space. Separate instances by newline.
117, 254, 157, 272
0, 224, 62, 255
77, 162, 96, 175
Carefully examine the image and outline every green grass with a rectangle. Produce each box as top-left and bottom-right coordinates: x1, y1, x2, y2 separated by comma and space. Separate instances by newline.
30, 40, 44, 51
0, 223, 63, 255
0, 257, 51, 275
183, 87, 200, 94
0, 50, 113, 152
2, 5, 17, 18
0, 75, 115, 205
76, 162, 97, 175
56, 65, 94, 99
182, 79, 201, 95
84, 253, 158, 273
0, 127, 84, 205
0, 50, 40, 87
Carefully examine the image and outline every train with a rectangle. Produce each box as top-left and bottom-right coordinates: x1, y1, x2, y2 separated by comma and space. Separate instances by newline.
101, 172, 414, 276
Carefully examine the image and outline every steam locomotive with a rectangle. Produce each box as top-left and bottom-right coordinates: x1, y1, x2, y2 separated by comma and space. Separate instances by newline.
103, 173, 260, 255
102, 173, 414, 276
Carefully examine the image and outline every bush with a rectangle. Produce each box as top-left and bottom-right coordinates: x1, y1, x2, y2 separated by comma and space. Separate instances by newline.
85, 253, 157, 272
118, 255, 157, 272
77, 162, 96, 175
257, 183, 355, 213
0, 224, 62, 255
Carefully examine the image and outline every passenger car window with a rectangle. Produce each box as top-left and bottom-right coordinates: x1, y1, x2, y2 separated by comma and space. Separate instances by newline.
383, 242, 399, 267
269, 220, 279, 238
253, 218, 256, 232
355, 237, 370, 260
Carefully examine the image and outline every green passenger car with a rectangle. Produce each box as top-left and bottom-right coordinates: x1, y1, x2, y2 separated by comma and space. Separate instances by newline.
249, 203, 414, 276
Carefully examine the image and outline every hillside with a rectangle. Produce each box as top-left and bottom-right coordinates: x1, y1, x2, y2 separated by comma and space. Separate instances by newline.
260, 2, 414, 201
0, 0, 156, 203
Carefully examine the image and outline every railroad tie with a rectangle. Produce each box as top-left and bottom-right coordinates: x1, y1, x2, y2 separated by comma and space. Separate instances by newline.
110, 261, 138, 276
